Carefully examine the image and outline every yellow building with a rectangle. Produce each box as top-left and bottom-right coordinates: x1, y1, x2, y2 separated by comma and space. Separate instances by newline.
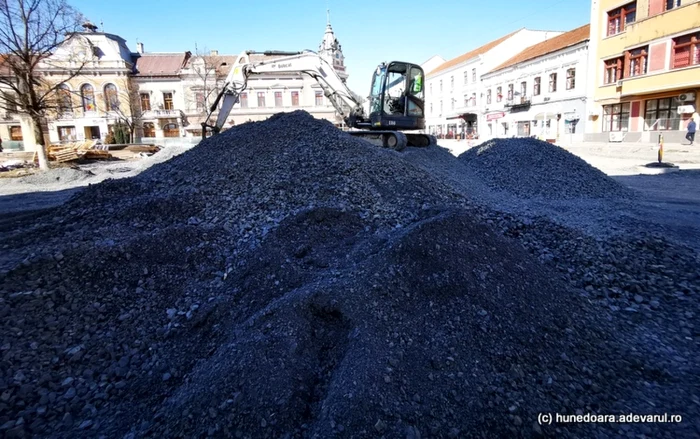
586, 0, 700, 143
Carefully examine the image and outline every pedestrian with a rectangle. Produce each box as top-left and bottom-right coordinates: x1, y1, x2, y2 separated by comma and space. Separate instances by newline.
686, 117, 696, 145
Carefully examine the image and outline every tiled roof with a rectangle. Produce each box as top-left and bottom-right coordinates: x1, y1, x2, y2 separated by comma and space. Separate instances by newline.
132, 52, 191, 77
489, 24, 590, 73
427, 29, 522, 76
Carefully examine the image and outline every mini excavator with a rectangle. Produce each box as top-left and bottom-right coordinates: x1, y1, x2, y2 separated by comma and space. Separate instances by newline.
201, 50, 436, 150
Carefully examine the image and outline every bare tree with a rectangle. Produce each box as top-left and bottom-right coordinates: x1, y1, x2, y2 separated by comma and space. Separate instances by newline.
187, 47, 223, 118
0, 0, 85, 170
110, 79, 142, 143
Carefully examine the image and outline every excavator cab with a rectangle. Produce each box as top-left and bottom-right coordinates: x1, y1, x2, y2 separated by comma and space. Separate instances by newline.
368, 61, 426, 131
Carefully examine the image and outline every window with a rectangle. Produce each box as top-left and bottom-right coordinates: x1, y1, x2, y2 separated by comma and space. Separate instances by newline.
566, 68, 576, 90
534, 77, 541, 96
470, 93, 476, 107
142, 122, 155, 137
162, 92, 173, 110
439, 100, 443, 114
257, 92, 266, 107
58, 126, 76, 142
451, 98, 455, 110
140, 93, 151, 111
439, 80, 442, 92
486, 89, 492, 104
602, 103, 630, 132
464, 71, 468, 85
520, 81, 527, 97
275, 91, 283, 107
163, 123, 179, 137
472, 68, 476, 82
549, 73, 557, 92
644, 98, 680, 130
80, 84, 95, 112
665, 0, 681, 11
607, 2, 636, 36
104, 83, 119, 111
430, 83, 432, 95
628, 46, 648, 77
604, 57, 624, 84
315, 91, 323, 106
463, 94, 468, 107
195, 92, 205, 111
430, 103, 433, 115
240, 92, 248, 108
291, 91, 299, 107
672, 32, 700, 69
496, 86, 502, 102
507, 84, 513, 100
57, 84, 72, 113
10, 126, 22, 141
450, 76, 454, 90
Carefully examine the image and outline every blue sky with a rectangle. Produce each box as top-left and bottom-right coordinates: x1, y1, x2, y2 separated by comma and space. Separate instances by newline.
70, 0, 591, 94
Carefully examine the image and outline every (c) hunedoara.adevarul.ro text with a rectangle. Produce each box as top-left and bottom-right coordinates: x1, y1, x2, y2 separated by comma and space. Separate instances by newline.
537, 412, 683, 425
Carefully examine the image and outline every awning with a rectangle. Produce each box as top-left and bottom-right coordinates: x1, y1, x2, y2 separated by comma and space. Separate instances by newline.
533, 112, 559, 121
446, 112, 478, 122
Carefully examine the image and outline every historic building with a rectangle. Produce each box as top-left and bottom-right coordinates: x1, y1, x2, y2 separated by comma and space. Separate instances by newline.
34, 22, 134, 150
481, 24, 590, 144
585, 0, 700, 143
424, 28, 563, 139
1, 13, 352, 150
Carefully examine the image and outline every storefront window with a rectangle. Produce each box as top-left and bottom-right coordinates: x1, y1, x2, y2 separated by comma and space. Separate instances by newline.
644, 98, 680, 130
602, 103, 630, 132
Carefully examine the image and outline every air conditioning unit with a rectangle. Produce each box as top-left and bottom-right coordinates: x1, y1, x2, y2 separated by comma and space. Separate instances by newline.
616, 80, 623, 87
543, 97, 551, 102
678, 92, 696, 102
609, 132, 625, 142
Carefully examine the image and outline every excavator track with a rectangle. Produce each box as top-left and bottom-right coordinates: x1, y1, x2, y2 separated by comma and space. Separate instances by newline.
348, 131, 436, 151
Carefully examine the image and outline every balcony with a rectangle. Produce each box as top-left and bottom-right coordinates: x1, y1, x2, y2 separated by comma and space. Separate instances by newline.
142, 109, 183, 119
504, 96, 531, 111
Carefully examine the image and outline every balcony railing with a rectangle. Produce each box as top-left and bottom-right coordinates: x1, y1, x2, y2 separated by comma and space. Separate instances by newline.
143, 109, 183, 119
505, 96, 531, 109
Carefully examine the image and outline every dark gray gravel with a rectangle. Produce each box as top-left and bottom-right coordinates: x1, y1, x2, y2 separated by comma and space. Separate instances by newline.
0, 111, 698, 438
459, 137, 633, 200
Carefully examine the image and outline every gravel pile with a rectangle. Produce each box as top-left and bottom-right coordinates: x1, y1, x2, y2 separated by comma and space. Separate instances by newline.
0, 111, 698, 438
459, 137, 632, 199
10, 167, 96, 186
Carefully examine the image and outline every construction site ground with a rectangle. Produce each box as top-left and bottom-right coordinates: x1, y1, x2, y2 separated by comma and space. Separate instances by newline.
0, 116, 699, 438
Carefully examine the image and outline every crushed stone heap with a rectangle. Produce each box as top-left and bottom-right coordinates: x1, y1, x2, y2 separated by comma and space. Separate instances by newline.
459, 137, 633, 200
0, 112, 666, 438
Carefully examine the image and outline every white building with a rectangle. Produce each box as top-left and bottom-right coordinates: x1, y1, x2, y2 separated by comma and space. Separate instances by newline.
481, 24, 590, 143
131, 47, 190, 142
421, 55, 447, 76
425, 28, 563, 139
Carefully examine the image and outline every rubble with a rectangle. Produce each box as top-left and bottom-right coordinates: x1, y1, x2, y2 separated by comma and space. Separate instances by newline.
0, 111, 698, 438
459, 137, 633, 199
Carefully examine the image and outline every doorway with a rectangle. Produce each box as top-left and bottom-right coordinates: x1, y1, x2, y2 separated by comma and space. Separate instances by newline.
84, 126, 100, 140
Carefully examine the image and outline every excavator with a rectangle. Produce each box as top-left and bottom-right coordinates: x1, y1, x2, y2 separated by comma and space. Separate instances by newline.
201, 50, 437, 150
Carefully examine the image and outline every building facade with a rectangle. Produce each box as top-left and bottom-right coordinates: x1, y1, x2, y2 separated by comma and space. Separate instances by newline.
42, 23, 134, 149
1, 15, 352, 150
481, 25, 590, 144
425, 28, 563, 139
585, 0, 700, 143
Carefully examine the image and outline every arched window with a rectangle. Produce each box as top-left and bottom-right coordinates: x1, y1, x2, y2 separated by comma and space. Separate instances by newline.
162, 123, 179, 137
104, 83, 119, 111
81, 84, 95, 112
142, 122, 155, 138
57, 84, 72, 113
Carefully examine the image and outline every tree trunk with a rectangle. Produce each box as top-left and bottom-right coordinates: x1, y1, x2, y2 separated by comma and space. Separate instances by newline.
31, 115, 49, 170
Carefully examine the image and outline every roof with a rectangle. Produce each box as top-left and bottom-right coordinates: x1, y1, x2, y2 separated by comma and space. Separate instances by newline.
428, 29, 522, 76
132, 52, 191, 77
489, 24, 590, 73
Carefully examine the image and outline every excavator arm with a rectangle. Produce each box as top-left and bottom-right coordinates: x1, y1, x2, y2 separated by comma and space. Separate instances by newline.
202, 50, 367, 137
201, 49, 435, 150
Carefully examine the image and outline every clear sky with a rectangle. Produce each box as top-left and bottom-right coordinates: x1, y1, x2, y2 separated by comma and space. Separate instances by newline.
69, 0, 591, 95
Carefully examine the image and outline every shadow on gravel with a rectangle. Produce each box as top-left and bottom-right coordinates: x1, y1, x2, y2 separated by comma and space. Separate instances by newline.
0, 187, 82, 217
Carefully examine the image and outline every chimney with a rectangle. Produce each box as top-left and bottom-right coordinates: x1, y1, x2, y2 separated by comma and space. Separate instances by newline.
82, 21, 98, 33
210, 49, 218, 57
137, 42, 144, 54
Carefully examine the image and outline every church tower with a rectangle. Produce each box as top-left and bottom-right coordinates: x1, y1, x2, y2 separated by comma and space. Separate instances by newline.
318, 9, 349, 83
